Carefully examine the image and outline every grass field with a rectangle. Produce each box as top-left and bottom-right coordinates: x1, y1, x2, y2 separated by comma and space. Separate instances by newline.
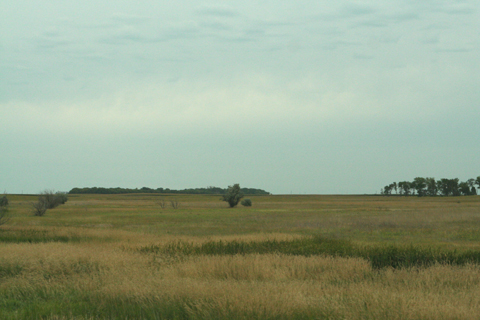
1, 194, 480, 319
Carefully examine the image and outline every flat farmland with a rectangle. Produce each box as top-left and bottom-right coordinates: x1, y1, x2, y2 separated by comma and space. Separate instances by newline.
1, 194, 480, 319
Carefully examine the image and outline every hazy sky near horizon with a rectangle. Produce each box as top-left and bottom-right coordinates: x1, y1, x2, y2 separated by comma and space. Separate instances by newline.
1, 0, 479, 194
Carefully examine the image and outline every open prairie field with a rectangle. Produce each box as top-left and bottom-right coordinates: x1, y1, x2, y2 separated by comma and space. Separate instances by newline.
1, 194, 480, 319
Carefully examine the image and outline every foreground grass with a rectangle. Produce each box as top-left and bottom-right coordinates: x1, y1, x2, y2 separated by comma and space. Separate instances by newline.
2, 238, 480, 319
1, 194, 480, 319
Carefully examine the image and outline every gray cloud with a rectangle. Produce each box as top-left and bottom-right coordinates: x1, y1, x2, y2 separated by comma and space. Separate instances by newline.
199, 21, 234, 31
412, 1, 476, 15
34, 38, 73, 50
195, 5, 241, 18
419, 35, 440, 44
350, 11, 419, 29
98, 32, 149, 45
435, 48, 471, 53
439, 3, 476, 15
111, 13, 150, 25
353, 53, 374, 60
340, 3, 376, 16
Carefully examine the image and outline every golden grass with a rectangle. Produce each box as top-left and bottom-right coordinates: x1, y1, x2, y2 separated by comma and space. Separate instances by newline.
2, 239, 480, 319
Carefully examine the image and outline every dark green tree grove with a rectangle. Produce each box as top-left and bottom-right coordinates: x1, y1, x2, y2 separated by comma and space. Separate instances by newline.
381, 176, 479, 197
69, 186, 270, 195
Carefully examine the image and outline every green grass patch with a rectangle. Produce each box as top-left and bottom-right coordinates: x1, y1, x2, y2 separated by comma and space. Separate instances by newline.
0, 229, 91, 243
0, 262, 23, 278
0, 289, 323, 320
139, 235, 480, 269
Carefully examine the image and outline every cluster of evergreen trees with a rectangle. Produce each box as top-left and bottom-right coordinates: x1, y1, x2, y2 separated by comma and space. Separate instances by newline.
68, 186, 270, 195
381, 177, 480, 197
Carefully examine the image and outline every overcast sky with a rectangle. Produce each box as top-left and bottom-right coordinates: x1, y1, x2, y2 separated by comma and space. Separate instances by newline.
1, 0, 479, 194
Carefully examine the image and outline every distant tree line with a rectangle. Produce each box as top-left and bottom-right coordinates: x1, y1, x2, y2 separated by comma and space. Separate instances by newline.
381, 177, 480, 197
68, 186, 270, 195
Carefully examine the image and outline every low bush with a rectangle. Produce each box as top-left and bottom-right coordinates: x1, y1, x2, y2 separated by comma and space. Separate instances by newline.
0, 195, 8, 207
170, 200, 179, 209
32, 200, 47, 217
40, 190, 68, 209
241, 199, 252, 207
158, 199, 166, 209
54, 192, 68, 206
0, 195, 11, 226
32, 190, 68, 216
0, 207, 10, 226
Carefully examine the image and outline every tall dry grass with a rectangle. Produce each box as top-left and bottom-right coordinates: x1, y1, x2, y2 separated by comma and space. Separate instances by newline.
2, 235, 480, 319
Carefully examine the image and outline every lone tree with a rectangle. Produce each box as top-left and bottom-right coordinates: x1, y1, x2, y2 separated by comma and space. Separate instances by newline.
221, 184, 244, 208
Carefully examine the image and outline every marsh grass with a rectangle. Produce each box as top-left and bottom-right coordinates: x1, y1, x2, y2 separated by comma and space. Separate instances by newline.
0, 228, 88, 243
1, 194, 480, 319
139, 235, 480, 269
